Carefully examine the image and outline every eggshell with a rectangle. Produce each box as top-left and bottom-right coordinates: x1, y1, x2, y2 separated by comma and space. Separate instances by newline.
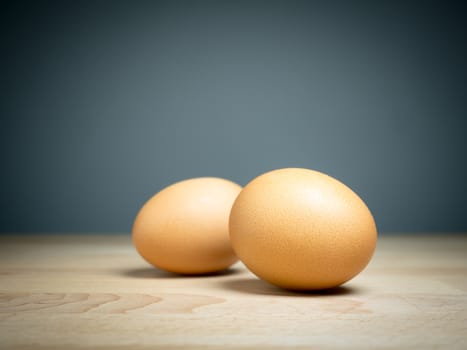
133, 177, 242, 274
229, 168, 377, 290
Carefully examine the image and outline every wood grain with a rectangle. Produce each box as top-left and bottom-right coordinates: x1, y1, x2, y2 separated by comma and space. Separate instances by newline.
0, 234, 466, 349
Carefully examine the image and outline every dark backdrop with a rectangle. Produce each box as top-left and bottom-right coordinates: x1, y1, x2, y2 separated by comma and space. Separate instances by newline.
1, 0, 466, 233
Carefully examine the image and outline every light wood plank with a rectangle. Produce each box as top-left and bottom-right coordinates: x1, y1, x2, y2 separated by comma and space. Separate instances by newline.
1, 234, 466, 349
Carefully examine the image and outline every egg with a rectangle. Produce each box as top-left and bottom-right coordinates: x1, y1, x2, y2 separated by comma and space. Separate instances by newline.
133, 177, 242, 274
229, 168, 377, 290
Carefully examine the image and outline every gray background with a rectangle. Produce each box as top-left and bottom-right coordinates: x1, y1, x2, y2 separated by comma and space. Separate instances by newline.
1, 0, 466, 233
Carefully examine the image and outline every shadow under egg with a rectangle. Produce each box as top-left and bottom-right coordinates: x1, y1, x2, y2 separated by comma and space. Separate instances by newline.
218, 277, 361, 296
119, 265, 243, 279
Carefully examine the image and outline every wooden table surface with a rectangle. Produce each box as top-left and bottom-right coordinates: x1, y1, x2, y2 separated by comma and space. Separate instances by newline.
0, 234, 466, 349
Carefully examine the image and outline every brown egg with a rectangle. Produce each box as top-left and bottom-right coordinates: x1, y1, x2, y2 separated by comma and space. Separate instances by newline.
229, 168, 377, 290
133, 177, 242, 274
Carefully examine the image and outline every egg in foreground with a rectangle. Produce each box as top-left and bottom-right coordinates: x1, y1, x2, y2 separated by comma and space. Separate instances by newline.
229, 168, 377, 290
133, 177, 242, 274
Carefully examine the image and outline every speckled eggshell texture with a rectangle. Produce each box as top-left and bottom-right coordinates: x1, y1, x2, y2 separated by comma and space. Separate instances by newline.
133, 177, 242, 275
229, 168, 377, 290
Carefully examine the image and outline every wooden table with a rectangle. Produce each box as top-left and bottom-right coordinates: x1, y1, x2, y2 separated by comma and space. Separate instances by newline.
1, 234, 466, 349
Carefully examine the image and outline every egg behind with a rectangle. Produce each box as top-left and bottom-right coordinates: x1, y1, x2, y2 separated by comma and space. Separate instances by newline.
133, 177, 242, 274
229, 168, 377, 290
